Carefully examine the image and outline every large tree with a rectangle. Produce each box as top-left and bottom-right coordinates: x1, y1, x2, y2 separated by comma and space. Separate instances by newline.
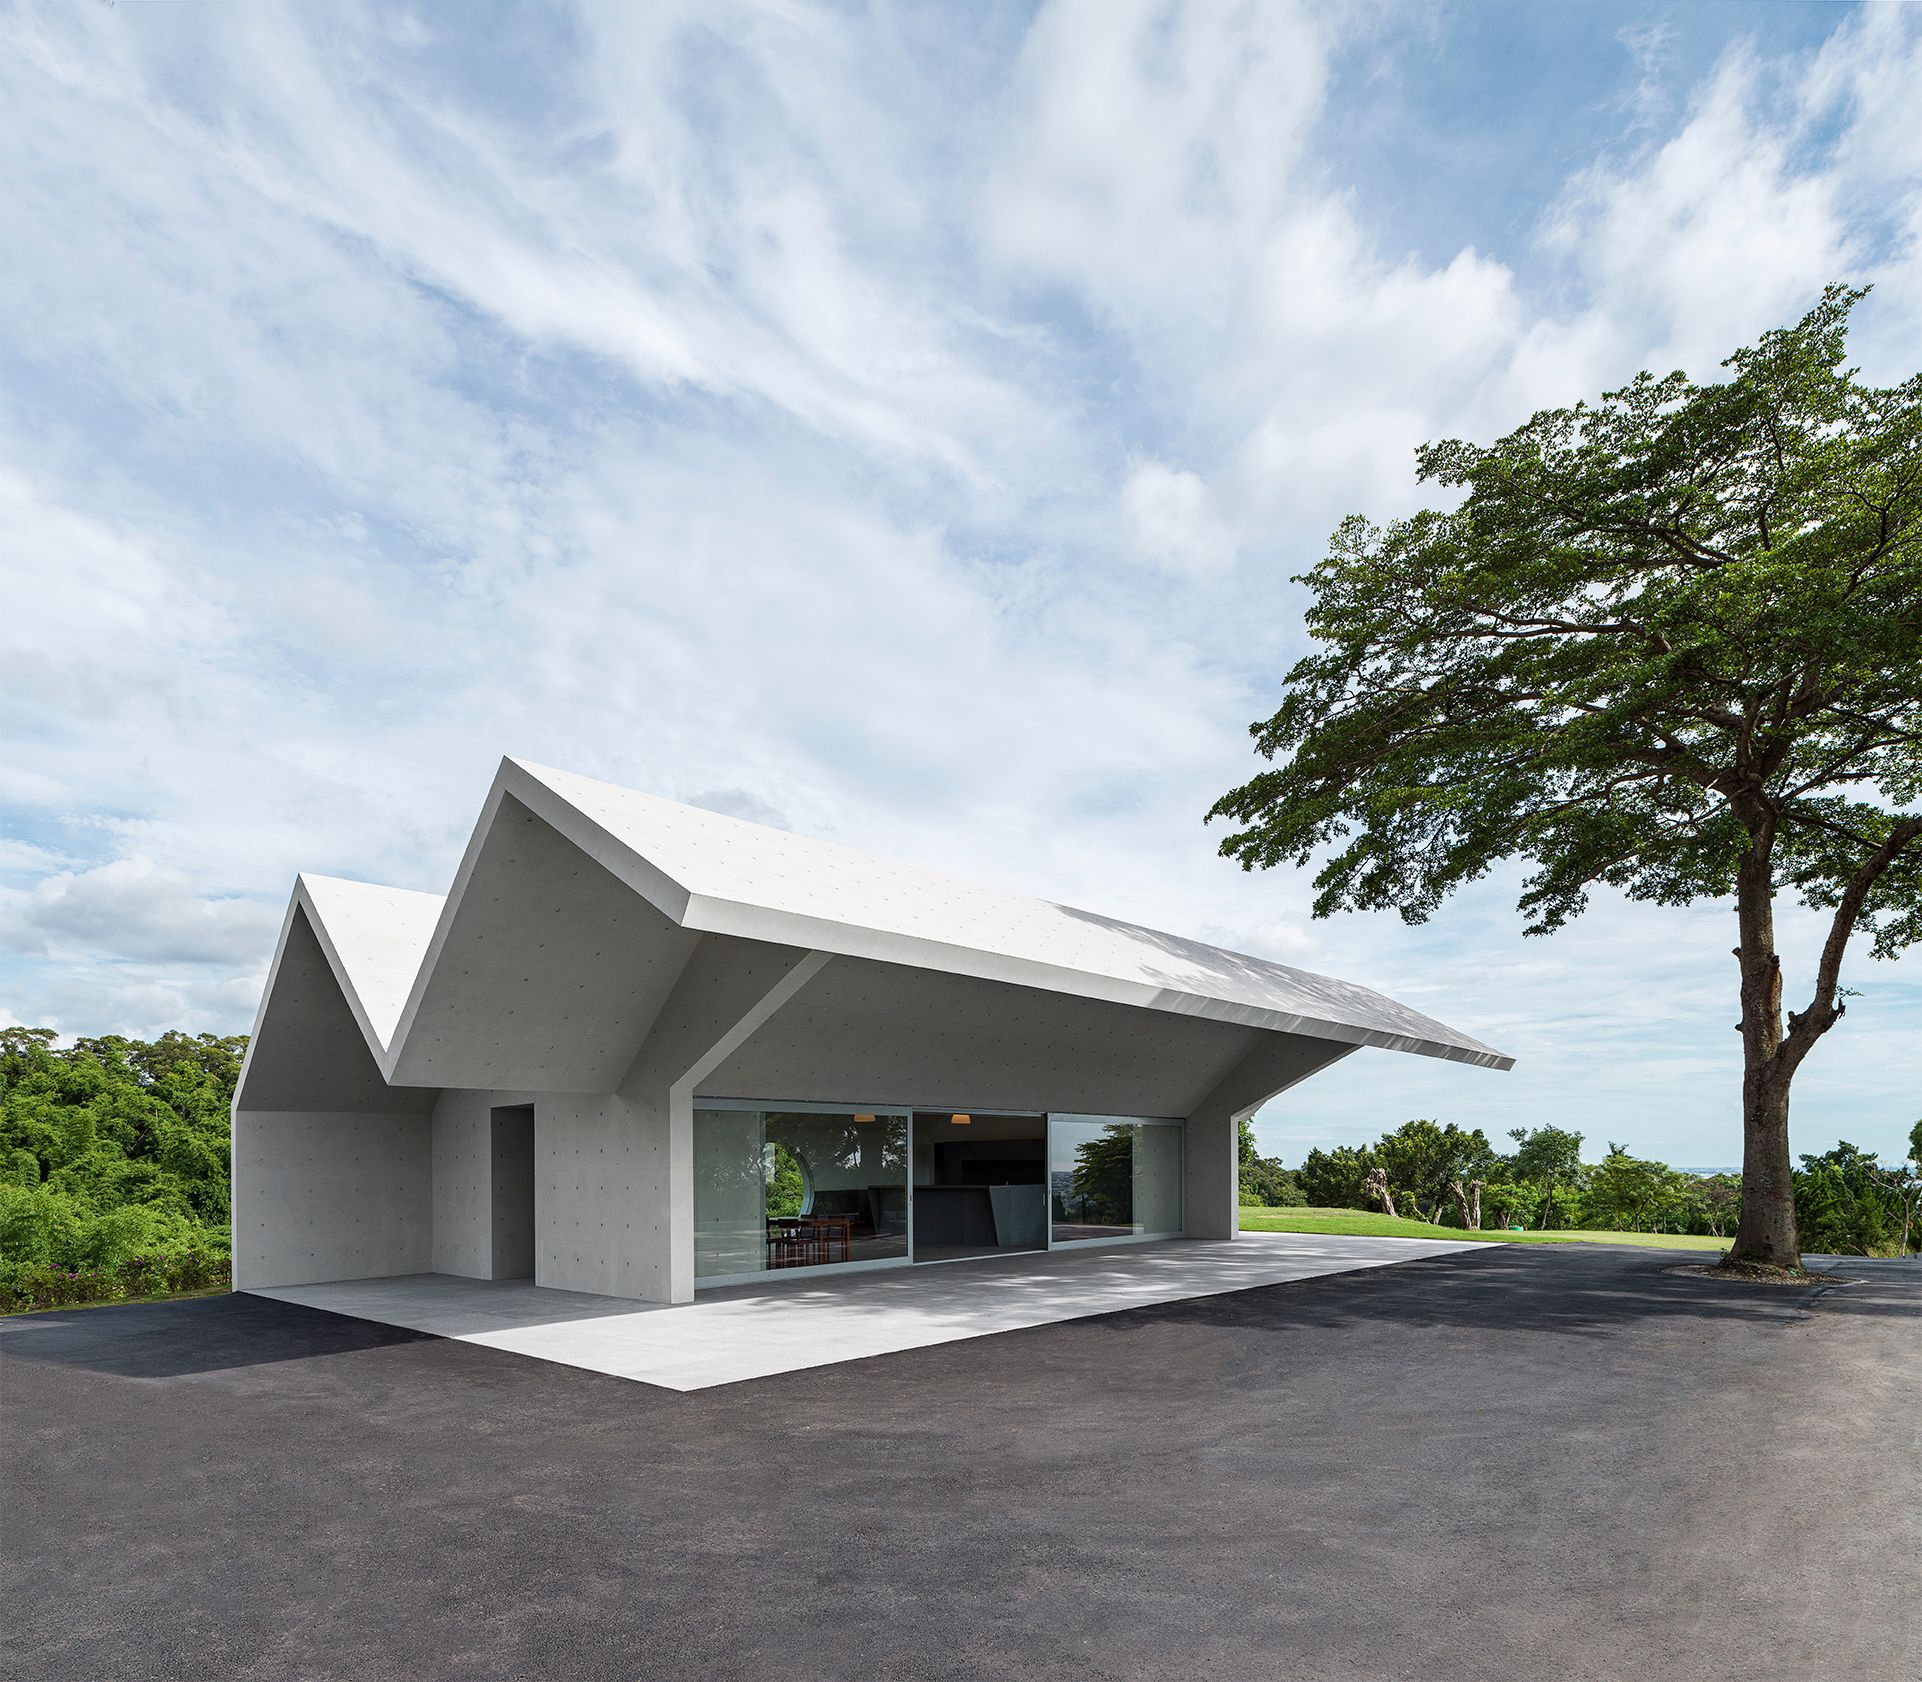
1209, 289, 1921, 1272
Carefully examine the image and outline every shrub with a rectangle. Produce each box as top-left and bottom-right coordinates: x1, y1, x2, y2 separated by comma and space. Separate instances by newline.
1794, 1144, 1919, 1256
1299, 1144, 1381, 1209
86, 1202, 209, 1269
0, 1247, 232, 1315
0, 1181, 86, 1269
1240, 1157, 1305, 1207
115, 1251, 171, 1297
0, 1263, 122, 1313
159, 1250, 230, 1293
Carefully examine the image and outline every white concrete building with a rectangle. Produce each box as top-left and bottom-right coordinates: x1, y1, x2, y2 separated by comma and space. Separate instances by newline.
232, 758, 1510, 1304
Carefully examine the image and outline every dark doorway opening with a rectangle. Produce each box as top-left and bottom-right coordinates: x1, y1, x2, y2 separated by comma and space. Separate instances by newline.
490, 1105, 535, 1280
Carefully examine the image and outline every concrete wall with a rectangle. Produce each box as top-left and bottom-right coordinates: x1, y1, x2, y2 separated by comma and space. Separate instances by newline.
430, 1088, 495, 1277
608, 936, 823, 1303
233, 907, 439, 1290
430, 1089, 540, 1280
389, 796, 700, 1093
231, 1109, 432, 1289
535, 1090, 664, 1298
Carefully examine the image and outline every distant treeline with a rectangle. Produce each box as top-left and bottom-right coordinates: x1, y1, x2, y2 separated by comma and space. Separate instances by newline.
1, 1027, 243, 1311
1240, 1117, 1922, 1257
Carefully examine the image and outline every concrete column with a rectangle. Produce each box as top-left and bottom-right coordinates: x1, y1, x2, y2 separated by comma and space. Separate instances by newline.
1183, 1036, 1359, 1239
663, 952, 829, 1302
1181, 1105, 1239, 1241
612, 941, 831, 1304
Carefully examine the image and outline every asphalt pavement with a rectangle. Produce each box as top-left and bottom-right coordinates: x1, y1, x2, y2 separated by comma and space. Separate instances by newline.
3, 1243, 1916, 1682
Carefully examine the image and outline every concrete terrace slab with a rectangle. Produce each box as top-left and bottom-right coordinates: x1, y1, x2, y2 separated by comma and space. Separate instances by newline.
247, 1231, 1488, 1390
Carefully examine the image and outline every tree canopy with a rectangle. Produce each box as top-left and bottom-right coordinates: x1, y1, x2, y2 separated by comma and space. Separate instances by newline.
0, 1027, 241, 1298
1211, 287, 1921, 1269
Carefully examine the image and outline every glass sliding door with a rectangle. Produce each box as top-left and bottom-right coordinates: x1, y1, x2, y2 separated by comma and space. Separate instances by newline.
910, 1111, 1048, 1262
1048, 1116, 1184, 1246
693, 1105, 910, 1285
693, 1107, 767, 1279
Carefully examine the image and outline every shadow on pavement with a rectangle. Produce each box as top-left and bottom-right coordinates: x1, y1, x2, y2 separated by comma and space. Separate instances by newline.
1098, 1243, 1921, 1343
0, 1290, 436, 1379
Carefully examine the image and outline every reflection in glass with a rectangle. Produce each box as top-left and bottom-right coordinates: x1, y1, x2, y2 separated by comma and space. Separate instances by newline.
694, 1108, 909, 1281
1049, 1118, 1183, 1244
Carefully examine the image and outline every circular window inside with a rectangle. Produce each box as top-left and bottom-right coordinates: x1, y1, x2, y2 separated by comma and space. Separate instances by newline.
762, 1139, 810, 1218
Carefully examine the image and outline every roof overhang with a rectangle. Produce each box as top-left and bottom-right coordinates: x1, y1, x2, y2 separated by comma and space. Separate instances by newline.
236, 756, 1513, 1109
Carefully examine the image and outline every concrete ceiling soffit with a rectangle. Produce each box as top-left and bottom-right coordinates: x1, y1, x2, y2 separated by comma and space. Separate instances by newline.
1185, 1034, 1361, 1123
382, 787, 703, 1092
234, 904, 436, 1113
498, 757, 1511, 1072
685, 892, 1512, 1071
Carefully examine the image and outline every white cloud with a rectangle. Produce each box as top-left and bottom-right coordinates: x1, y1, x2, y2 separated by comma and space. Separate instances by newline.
1120, 461, 1237, 576
1539, 46, 1855, 378
0, 859, 275, 966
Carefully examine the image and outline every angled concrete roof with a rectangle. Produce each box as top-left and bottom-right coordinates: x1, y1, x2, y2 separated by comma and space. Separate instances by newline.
253, 756, 1512, 1091
296, 875, 445, 1054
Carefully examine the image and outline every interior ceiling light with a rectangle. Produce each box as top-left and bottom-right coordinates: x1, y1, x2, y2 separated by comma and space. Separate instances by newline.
853, 1113, 875, 1123
950, 1113, 971, 1124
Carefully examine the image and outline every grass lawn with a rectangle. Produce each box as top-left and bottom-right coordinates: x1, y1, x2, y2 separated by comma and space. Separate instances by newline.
1239, 1205, 1729, 1251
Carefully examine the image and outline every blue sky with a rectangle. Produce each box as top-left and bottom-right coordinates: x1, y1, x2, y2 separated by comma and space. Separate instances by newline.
1, 0, 1917, 1168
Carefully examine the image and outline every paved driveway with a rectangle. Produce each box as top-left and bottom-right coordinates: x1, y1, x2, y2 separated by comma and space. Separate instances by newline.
244, 1231, 1484, 1388
3, 1244, 1916, 1682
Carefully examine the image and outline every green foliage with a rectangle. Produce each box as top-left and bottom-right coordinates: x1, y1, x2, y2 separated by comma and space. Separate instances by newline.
1070, 1126, 1136, 1226
1793, 1141, 1920, 1256
1506, 1125, 1584, 1191
1272, 1116, 1916, 1248
0, 1025, 242, 1311
1210, 288, 1922, 954
1477, 1179, 1536, 1229
1580, 1143, 1704, 1233
1240, 1156, 1305, 1208
1298, 1144, 1380, 1209
762, 1142, 805, 1219
1374, 1118, 1500, 1224
0, 1250, 231, 1315
1237, 1117, 1304, 1205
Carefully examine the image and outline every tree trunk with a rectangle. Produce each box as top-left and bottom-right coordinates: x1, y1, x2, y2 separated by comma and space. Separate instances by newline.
1447, 1180, 1484, 1230
1727, 845, 1802, 1270
1363, 1166, 1396, 1219
1731, 1078, 1799, 1267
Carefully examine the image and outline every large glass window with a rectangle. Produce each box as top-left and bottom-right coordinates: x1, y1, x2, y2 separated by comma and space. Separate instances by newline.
694, 1107, 909, 1283
911, 1112, 1047, 1262
1049, 1117, 1184, 1245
